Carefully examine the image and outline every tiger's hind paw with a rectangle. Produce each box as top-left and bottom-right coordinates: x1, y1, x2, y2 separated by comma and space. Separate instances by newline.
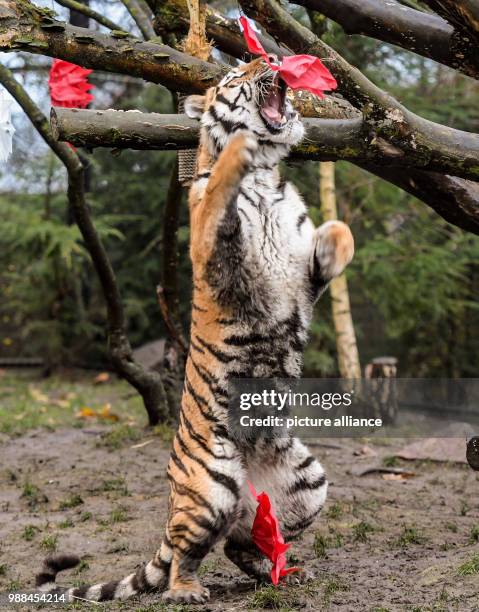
162, 586, 210, 604
282, 567, 316, 585
313, 220, 354, 280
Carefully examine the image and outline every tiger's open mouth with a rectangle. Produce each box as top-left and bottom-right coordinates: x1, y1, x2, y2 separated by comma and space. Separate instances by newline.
259, 74, 291, 130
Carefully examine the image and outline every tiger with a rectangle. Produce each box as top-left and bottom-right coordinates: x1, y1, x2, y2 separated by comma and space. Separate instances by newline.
35, 57, 354, 604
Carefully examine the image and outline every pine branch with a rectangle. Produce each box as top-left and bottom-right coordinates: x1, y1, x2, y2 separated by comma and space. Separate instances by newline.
0, 61, 169, 426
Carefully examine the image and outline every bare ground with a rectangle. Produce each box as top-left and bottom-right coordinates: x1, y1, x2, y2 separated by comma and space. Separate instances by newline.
1, 425, 479, 612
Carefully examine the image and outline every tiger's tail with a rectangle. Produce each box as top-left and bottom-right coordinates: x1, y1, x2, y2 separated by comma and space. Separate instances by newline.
35, 544, 170, 602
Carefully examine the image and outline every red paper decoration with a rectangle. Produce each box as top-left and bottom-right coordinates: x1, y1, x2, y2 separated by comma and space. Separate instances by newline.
239, 16, 337, 98
248, 481, 299, 585
48, 59, 94, 108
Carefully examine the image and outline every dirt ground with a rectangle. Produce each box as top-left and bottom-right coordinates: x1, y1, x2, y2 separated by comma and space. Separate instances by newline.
1, 420, 479, 612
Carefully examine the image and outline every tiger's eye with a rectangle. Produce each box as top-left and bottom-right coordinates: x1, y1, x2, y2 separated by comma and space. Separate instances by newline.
466, 437, 479, 471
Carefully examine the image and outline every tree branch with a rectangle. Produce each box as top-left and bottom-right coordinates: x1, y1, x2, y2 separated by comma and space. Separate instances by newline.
54, 0, 121, 32
362, 165, 479, 234
161, 160, 188, 353
0, 0, 358, 119
422, 1, 479, 40
50, 107, 479, 234
0, 61, 169, 426
4, 0, 478, 230
50, 108, 200, 148
0, 0, 221, 93
239, 0, 479, 182
120, 0, 156, 39
155, 0, 287, 59
50, 107, 479, 181
294, 0, 479, 79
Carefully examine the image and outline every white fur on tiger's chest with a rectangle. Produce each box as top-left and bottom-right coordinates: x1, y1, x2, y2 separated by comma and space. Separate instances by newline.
237, 173, 314, 318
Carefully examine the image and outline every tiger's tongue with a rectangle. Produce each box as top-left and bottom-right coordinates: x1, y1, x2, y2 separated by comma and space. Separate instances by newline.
262, 91, 283, 122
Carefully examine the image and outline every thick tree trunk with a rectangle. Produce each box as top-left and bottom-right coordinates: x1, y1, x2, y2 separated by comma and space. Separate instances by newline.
319, 162, 361, 379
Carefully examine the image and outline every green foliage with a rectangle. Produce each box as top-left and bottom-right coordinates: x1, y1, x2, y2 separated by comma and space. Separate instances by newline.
0, 371, 146, 436
394, 525, 426, 547
22, 524, 39, 541
457, 554, 479, 576
313, 531, 329, 558
1, 33, 478, 380
0, 189, 126, 366
21, 481, 48, 508
325, 502, 343, 520
352, 521, 376, 543
98, 424, 142, 449
250, 585, 290, 610
59, 494, 84, 510
470, 525, 479, 543
352, 190, 479, 376
1, 84, 190, 368
88, 85, 191, 352
40, 534, 58, 552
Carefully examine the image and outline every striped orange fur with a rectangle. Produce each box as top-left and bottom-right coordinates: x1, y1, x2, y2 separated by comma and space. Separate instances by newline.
35, 58, 354, 605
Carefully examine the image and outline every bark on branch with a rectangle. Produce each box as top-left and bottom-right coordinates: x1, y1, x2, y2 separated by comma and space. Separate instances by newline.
3, 0, 479, 232
50, 108, 479, 234
0, 0, 353, 119
294, 0, 479, 79
0, 0, 220, 93
239, 0, 479, 182
50, 107, 479, 182
155, 0, 287, 59
422, 1, 479, 42
54, 0, 121, 31
362, 165, 479, 235
0, 61, 169, 426
120, 0, 156, 39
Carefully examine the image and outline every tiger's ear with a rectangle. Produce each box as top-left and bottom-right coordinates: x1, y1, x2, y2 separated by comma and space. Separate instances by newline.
184, 95, 206, 119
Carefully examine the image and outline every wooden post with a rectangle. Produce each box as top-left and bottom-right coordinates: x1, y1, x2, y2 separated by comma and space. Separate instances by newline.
177, 0, 212, 186
319, 161, 361, 379
364, 356, 398, 424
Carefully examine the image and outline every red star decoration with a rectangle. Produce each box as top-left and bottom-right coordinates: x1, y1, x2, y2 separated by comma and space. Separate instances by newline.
239, 16, 337, 98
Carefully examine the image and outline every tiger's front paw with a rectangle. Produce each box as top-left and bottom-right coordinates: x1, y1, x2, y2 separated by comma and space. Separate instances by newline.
313, 220, 354, 280
227, 132, 258, 172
